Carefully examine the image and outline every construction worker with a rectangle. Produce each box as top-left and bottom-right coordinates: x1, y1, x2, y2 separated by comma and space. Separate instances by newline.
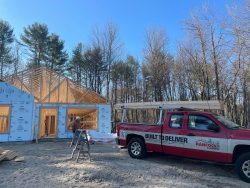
72, 116, 81, 133
70, 116, 81, 145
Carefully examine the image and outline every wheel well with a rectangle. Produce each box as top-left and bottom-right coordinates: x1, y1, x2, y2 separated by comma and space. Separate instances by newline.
233, 145, 250, 163
126, 134, 145, 146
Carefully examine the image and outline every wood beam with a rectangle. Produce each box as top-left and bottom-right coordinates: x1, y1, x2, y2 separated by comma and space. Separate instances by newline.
114, 100, 222, 110
58, 74, 60, 102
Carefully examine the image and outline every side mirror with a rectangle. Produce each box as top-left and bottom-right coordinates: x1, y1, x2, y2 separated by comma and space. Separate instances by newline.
208, 124, 220, 132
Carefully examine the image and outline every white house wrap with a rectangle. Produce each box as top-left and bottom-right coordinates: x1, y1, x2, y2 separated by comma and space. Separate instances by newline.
0, 67, 111, 142
0, 81, 34, 142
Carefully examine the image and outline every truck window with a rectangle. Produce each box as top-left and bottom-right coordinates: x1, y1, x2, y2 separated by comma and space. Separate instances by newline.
212, 115, 240, 129
169, 114, 183, 128
188, 115, 218, 131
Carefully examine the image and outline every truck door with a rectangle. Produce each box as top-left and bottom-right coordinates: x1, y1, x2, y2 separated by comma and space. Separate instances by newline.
183, 113, 230, 162
162, 112, 188, 156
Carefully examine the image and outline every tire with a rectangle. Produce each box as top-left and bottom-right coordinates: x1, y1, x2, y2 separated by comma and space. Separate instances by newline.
128, 137, 146, 159
236, 152, 250, 183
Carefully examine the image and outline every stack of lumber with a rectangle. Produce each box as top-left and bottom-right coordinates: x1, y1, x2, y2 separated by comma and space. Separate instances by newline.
0, 147, 23, 162
114, 100, 222, 110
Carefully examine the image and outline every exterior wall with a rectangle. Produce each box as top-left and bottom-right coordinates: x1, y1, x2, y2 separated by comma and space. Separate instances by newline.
0, 82, 34, 142
0, 81, 110, 142
34, 103, 111, 140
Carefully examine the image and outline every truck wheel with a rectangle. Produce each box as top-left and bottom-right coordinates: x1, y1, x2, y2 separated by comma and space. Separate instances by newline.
128, 138, 146, 159
236, 152, 250, 183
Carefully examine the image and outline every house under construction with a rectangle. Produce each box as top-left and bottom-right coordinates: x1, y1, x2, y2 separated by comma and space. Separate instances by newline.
0, 67, 111, 142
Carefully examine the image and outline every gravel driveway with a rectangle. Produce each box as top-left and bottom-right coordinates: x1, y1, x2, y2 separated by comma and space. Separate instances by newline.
0, 141, 248, 188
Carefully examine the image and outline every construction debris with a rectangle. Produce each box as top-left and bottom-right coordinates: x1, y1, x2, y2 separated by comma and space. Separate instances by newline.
0, 147, 23, 162
0, 153, 5, 162
14, 156, 25, 162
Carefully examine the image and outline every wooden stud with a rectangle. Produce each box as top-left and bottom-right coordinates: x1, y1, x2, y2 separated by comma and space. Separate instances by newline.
58, 74, 60, 102
66, 78, 69, 103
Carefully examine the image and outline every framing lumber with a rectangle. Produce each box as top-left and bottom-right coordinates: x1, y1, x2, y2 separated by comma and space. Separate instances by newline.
58, 74, 60, 102
15, 76, 40, 102
3, 66, 107, 104
41, 78, 66, 103
114, 100, 222, 110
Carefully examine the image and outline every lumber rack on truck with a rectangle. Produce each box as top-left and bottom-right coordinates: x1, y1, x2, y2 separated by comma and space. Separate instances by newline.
114, 100, 222, 124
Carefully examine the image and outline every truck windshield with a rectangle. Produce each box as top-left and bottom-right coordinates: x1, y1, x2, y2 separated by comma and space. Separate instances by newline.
212, 115, 240, 129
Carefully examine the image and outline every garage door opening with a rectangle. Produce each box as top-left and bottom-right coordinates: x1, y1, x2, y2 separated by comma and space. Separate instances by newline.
39, 108, 58, 138
67, 108, 98, 131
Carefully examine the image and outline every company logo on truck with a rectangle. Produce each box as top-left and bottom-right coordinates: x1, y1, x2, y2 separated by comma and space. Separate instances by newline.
145, 133, 188, 144
196, 139, 220, 150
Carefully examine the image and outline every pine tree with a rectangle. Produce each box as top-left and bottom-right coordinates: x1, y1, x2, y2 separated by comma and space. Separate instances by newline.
21, 23, 49, 68
67, 43, 84, 84
46, 34, 68, 73
0, 20, 14, 79
82, 47, 106, 93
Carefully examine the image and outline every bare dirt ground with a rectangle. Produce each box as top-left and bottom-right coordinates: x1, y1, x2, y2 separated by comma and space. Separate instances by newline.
0, 141, 248, 188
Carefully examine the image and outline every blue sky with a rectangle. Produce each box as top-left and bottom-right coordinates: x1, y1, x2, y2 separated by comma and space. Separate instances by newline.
0, 0, 236, 60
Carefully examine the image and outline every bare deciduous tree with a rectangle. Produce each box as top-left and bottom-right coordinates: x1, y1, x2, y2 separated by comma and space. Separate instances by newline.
143, 28, 173, 101
91, 23, 123, 100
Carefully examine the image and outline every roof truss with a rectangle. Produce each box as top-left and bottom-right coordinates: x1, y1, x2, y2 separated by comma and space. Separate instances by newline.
4, 66, 107, 104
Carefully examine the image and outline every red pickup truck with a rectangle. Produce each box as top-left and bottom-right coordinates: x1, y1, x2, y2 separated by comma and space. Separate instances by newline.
117, 109, 250, 182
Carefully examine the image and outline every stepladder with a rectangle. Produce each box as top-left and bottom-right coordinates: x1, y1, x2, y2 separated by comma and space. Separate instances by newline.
70, 129, 91, 162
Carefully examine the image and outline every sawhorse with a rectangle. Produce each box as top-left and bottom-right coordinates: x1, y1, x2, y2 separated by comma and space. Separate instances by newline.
70, 130, 91, 162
